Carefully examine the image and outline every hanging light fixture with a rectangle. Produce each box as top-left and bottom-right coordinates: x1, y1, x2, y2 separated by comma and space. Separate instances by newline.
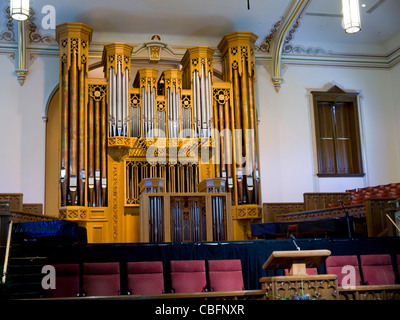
342, 0, 361, 34
10, 0, 30, 21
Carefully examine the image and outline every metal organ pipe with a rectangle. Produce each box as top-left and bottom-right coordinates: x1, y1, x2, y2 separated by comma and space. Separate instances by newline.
78, 68, 86, 206
207, 71, 212, 137
108, 67, 113, 137
151, 85, 156, 138
107, 61, 130, 138
124, 68, 129, 137
60, 62, 69, 206
112, 69, 117, 137
195, 71, 201, 137
200, 65, 207, 137
69, 52, 78, 206
142, 86, 147, 137
191, 66, 212, 138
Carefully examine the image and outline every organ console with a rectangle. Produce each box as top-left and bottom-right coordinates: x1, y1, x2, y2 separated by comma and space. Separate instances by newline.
56, 23, 262, 243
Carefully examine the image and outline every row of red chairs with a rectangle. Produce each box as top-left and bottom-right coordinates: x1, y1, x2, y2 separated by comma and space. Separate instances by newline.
342, 182, 400, 205
44, 259, 244, 298
288, 254, 400, 287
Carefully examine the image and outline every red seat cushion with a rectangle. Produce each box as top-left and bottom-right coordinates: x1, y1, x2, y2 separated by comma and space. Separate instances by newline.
127, 261, 164, 295
83, 262, 120, 296
208, 260, 244, 291
360, 254, 395, 285
170, 260, 207, 293
45, 264, 80, 298
326, 255, 361, 286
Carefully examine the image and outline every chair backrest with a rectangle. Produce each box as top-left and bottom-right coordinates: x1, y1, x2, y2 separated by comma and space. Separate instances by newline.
325, 255, 361, 286
360, 254, 395, 285
45, 264, 80, 298
170, 260, 207, 293
82, 262, 120, 296
207, 260, 244, 291
127, 261, 165, 295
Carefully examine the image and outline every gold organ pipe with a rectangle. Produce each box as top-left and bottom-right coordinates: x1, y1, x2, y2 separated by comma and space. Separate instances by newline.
218, 99, 225, 177
69, 52, 78, 205
61, 62, 69, 206
241, 64, 253, 204
241, 64, 250, 175
213, 95, 220, 177
233, 68, 243, 205
88, 97, 94, 206
248, 75, 257, 204
95, 100, 101, 206
101, 97, 107, 206
78, 68, 85, 206
224, 98, 232, 179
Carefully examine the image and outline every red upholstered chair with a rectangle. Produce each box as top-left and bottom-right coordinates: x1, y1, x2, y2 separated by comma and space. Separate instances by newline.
44, 264, 80, 298
127, 261, 165, 295
170, 260, 207, 293
325, 255, 361, 287
82, 262, 120, 296
360, 254, 395, 285
207, 260, 244, 292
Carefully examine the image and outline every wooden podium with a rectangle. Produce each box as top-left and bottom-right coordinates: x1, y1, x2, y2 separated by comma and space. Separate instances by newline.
259, 250, 339, 300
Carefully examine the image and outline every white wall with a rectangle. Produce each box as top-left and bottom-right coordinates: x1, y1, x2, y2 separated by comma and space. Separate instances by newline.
256, 62, 400, 203
0, 54, 59, 205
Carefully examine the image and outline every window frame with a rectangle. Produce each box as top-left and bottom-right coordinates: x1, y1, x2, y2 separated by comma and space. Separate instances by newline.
312, 86, 364, 178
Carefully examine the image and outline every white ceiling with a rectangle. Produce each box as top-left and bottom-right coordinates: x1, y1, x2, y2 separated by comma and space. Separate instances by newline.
28, 0, 400, 51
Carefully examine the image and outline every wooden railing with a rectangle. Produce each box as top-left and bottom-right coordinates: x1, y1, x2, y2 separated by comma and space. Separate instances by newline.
275, 204, 365, 222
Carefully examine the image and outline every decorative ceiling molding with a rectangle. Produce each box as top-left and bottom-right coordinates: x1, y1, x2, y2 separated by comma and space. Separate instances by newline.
265, 0, 312, 92
280, 44, 400, 69
0, 6, 16, 42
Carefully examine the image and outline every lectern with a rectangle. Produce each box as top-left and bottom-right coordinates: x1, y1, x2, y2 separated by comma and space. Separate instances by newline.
259, 250, 338, 300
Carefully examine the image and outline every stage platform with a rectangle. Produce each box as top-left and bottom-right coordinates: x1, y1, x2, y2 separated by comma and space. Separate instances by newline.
10, 237, 400, 291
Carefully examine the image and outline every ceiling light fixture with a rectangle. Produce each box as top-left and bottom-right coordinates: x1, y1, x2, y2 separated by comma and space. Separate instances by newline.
10, 0, 30, 21
342, 0, 361, 34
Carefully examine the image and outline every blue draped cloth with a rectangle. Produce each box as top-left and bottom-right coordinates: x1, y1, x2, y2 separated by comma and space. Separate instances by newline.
12, 220, 79, 242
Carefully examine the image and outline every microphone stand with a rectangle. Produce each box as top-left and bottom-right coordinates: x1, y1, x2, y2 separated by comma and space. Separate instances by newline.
339, 200, 352, 238
290, 234, 301, 251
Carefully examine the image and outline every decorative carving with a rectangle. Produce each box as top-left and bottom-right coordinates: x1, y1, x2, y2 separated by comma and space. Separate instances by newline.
262, 275, 338, 300
0, 6, 15, 42
88, 84, 107, 101
112, 163, 118, 243
58, 206, 87, 220
27, 8, 56, 44
235, 205, 262, 220
275, 204, 366, 222
22, 203, 43, 214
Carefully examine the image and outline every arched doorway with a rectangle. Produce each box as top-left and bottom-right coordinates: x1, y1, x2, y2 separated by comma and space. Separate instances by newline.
44, 86, 60, 217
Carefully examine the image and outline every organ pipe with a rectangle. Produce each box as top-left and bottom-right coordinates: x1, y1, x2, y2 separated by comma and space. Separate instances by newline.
60, 62, 69, 206
88, 97, 94, 206
56, 23, 93, 207
102, 43, 133, 138
69, 52, 78, 206
101, 97, 107, 206
78, 68, 86, 206
217, 31, 260, 207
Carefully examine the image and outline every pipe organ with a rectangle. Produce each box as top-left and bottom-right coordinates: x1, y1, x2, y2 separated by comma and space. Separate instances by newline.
56, 23, 93, 208
56, 23, 262, 243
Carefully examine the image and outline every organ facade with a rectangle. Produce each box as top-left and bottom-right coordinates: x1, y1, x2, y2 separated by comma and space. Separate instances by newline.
55, 23, 262, 243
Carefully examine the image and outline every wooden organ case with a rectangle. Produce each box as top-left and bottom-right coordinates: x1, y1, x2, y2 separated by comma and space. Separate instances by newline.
56, 23, 262, 243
